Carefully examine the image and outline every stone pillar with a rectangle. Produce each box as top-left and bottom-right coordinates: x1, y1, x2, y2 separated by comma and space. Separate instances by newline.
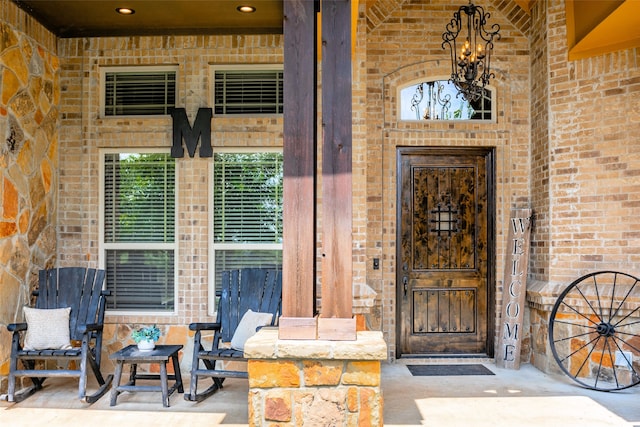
245, 328, 386, 427
0, 5, 60, 393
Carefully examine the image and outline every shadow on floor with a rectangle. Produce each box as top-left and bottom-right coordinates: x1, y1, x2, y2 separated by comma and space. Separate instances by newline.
384, 361, 640, 427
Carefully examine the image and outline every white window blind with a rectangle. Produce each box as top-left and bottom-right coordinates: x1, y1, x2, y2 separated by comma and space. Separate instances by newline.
213, 249, 283, 275
211, 152, 283, 298
213, 152, 283, 244
104, 70, 176, 116
214, 69, 283, 115
105, 249, 175, 311
103, 153, 176, 311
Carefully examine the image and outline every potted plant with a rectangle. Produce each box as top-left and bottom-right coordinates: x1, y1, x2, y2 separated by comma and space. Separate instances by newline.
131, 325, 161, 351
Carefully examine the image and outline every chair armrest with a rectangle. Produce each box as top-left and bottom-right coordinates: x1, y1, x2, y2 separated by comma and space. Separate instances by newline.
78, 324, 103, 334
7, 323, 27, 332
189, 322, 221, 332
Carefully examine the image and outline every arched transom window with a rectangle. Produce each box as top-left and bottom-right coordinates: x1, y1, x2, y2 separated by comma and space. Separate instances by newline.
399, 80, 493, 121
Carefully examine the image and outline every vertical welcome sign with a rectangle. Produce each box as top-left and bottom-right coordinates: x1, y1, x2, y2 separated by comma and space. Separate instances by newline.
496, 208, 532, 369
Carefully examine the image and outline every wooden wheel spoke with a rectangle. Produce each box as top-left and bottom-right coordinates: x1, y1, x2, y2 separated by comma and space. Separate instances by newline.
552, 329, 594, 345
558, 335, 600, 366
596, 337, 619, 389
559, 300, 600, 326
610, 337, 640, 380
612, 306, 640, 329
588, 275, 605, 322
611, 335, 640, 356
573, 283, 603, 323
609, 277, 639, 321
607, 273, 618, 323
568, 336, 601, 379
552, 318, 597, 331
613, 328, 640, 342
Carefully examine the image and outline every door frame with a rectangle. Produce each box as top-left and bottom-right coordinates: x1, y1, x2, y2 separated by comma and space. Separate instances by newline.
395, 146, 496, 358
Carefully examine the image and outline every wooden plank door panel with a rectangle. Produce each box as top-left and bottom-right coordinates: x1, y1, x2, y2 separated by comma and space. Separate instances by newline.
398, 147, 494, 356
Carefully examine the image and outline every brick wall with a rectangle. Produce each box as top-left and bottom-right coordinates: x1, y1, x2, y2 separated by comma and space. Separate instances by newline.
546, 4, 640, 283
51, 0, 536, 365
527, 1, 640, 372
3, 0, 639, 382
529, 0, 550, 283
50, 4, 369, 371
364, 0, 531, 359
56, 34, 285, 371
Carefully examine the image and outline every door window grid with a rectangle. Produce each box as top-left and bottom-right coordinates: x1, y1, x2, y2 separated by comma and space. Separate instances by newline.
431, 204, 458, 235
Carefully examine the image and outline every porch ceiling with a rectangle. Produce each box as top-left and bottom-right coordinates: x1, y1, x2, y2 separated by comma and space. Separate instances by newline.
12, 0, 284, 37
12, 0, 640, 60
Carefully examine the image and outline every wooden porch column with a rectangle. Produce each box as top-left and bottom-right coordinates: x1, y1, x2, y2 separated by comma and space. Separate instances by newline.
318, 0, 356, 340
279, 0, 318, 339
279, 0, 356, 340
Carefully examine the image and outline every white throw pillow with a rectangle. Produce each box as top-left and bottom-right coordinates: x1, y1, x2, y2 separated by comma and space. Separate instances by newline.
23, 306, 73, 351
230, 309, 273, 351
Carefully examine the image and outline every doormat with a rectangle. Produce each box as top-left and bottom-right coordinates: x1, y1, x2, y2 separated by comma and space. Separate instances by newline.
406, 364, 495, 376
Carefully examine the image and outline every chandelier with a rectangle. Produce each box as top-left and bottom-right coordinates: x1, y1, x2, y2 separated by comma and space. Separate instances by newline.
410, 82, 451, 120
442, 2, 500, 102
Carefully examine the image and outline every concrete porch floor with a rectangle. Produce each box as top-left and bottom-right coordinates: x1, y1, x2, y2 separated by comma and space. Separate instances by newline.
1, 361, 639, 426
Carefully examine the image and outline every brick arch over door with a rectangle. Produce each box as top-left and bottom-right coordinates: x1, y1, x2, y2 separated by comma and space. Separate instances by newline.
365, 0, 531, 36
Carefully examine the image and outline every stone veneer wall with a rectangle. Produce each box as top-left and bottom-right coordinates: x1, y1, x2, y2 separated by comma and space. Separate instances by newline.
245, 329, 386, 427
0, 0, 59, 393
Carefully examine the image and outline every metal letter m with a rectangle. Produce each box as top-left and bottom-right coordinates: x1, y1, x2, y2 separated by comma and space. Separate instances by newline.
171, 108, 213, 158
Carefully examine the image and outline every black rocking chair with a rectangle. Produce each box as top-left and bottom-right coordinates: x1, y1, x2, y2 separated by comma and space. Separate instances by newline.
5, 267, 113, 403
185, 268, 282, 402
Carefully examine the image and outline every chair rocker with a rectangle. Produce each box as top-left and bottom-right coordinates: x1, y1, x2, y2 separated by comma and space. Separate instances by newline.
185, 268, 282, 402
6, 267, 113, 403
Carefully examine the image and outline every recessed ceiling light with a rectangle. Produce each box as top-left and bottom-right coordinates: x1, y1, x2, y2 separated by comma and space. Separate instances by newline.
237, 5, 256, 13
116, 7, 135, 15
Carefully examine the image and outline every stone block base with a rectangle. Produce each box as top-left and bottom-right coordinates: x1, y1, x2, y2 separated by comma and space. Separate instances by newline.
245, 329, 386, 427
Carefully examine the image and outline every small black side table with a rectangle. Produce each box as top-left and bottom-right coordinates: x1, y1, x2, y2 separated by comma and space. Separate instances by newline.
109, 344, 184, 407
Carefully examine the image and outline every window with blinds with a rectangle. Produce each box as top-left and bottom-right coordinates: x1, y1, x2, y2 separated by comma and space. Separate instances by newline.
213, 152, 283, 243
103, 152, 176, 312
103, 69, 176, 116
211, 152, 283, 302
214, 69, 283, 115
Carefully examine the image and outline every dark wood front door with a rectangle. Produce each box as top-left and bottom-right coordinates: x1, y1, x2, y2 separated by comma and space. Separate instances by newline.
397, 147, 494, 356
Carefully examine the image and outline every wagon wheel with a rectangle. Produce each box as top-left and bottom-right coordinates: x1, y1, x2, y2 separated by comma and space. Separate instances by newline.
549, 271, 640, 391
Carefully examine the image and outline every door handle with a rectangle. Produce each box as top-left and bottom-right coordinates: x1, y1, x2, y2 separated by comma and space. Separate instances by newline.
403, 276, 408, 297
